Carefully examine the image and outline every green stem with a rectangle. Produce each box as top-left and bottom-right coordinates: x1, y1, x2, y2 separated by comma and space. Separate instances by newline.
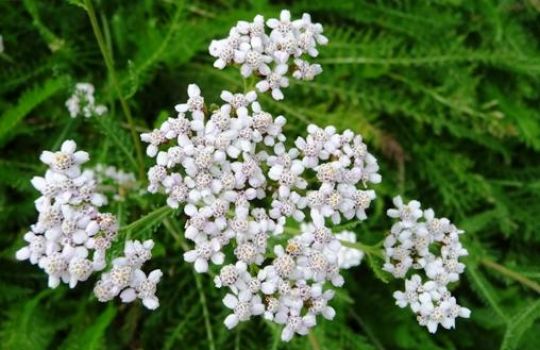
163, 219, 216, 350
339, 240, 384, 259
307, 332, 321, 350
83, 0, 145, 179
481, 258, 540, 294
193, 266, 217, 350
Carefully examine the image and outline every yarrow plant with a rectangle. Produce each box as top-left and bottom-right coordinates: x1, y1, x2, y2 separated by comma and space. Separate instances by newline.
16, 9, 471, 342
94, 239, 162, 310
384, 196, 470, 333
16, 140, 161, 309
65, 82, 107, 118
16, 140, 112, 288
209, 10, 327, 100
141, 64, 382, 339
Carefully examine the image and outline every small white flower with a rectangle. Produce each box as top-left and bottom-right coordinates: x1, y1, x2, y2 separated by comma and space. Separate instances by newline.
40, 140, 89, 178
385, 197, 470, 332
223, 290, 265, 329
256, 64, 289, 100
334, 230, 364, 269
175, 84, 205, 120
65, 83, 107, 118
183, 239, 225, 273
293, 59, 322, 80
95, 240, 161, 310
220, 90, 257, 118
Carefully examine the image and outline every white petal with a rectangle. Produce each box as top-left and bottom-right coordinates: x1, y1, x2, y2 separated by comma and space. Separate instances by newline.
223, 294, 238, 309
224, 314, 239, 329
188, 84, 200, 97
194, 258, 208, 273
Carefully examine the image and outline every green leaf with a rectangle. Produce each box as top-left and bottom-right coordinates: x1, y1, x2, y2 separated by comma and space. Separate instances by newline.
500, 299, 540, 350
60, 305, 117, 350
120, 205, 174, 237
467, 264, 507, 322
0, 289, 57, 349
0, 76, 68, 146
366, 253, 390, 283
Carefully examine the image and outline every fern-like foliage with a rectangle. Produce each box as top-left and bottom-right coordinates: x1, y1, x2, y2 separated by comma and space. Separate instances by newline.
0, 0, 539, 349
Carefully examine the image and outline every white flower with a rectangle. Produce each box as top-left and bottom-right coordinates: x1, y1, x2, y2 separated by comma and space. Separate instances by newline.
95, 240, 162, 310
267, 10, 295, 42
209, 10, 327, 100
18, 140, 119, 291
293, 13, 328, 54
40, 140, 89, 178
275, 308, 316, 342
387, 196, 423, 227
223, 290, 265, 329
234, 44, 272, 77
120, 269, 163, 310
334, 230, 364, 269
220, 90, 257, 118
183, 239, 225, 273
175, 84, 205, 120
16, 232, 47, 264
385, 197, 470, 332
141, 129, 167, 158
307, 284, 335, 319
65, 83, 107, 118
293, 59, 322, 80
256, 64, 289, 100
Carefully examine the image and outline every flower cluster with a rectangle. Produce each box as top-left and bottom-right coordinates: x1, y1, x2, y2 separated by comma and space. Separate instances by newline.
66, 82, 107, 118
15, 9, 473, 340
16, 140, 118, 289
384, 196, 470, 333
94, 240, 162, 310
301, 223, 364, 269
209, 10, 327, 100
141, 82, 380, 340
92, 164, 138, 201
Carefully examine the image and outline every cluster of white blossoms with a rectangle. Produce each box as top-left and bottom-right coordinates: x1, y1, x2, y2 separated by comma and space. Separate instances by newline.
141, 81, 380, 340
16, 140, 162, 310
301, 223, 364, 269
384, 196, 471, 333
16, 9, 472, 338
92, 164, 138, 201
16, 140, 117, 289
65, 82, 107, 118
209, 10, 327, 100
94, 239, 162, 310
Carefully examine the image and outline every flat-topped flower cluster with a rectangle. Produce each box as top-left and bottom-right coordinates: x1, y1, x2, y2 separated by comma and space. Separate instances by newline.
16, 140, 116, 288
141, 82, 380, 340
384, 196, 470, 333
209, 10, 327, 100
16, 9, 471, 341
95, 240, 162, 310
16, 140, 160, 309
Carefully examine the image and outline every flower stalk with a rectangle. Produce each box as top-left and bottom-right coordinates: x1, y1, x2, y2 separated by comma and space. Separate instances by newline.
83, 0, 146, 179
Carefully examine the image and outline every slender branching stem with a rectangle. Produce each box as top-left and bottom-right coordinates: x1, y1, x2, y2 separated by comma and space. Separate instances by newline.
83, 0, 145, 179
164, 219, 216, 350
481, 258, 540, 294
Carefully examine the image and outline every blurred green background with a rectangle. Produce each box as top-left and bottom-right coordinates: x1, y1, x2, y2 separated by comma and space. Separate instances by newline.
1, 0, 540, 349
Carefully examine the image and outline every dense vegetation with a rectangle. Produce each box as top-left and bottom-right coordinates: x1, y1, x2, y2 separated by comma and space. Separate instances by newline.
1, 0, 539, 349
